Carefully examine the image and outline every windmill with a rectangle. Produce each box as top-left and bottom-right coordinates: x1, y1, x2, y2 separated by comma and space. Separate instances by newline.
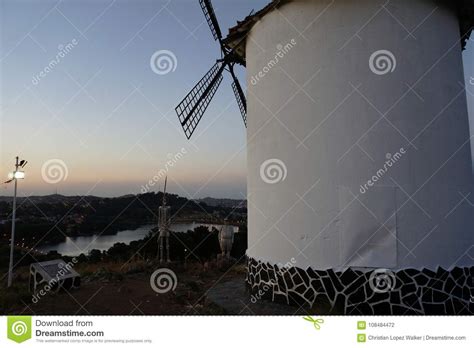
219, 0, 474, 314
175, 0, 247, 139
158, 176, 171, 263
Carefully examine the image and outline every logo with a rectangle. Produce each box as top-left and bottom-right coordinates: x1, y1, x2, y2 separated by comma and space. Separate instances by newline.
369, 50, 396, 75
7, 316, 32, 343
368, 268, 396, 293
150, 268, 178, 294
260, 158, 287, 184
41, 158, 68, 184
150, 50, 178, 75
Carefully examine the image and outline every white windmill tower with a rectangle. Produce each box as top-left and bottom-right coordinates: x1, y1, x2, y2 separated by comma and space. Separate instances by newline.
176, 0, 474, 314
158, 177, 171, 263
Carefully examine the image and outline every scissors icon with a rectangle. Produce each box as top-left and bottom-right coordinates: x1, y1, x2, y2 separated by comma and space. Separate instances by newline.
303, 316, 324, 330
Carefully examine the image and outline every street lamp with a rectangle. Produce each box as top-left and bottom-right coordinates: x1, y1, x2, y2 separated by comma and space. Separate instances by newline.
4, 156, 27, 288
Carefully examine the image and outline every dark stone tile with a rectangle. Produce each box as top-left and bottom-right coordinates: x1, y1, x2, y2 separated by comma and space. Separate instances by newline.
296, 267, 310, 285
347, 285, 366, 305
245, 257, 471, 315
283, 272, 294, 289
352, 302, 373, 315
315, 270, 328, 277
314, 293, 330, 306
462, 286, 471, 301
327, 269, 345, 293
432, 290, 449, 303
346, 305, 362, 315
288, 291, 310, 307
273, 293, 289, 305
405, 268, 419, 277
397, 271, 413, 285
306, 267, 318, 280
330, 293, 346, 314
436, 267, 449, 280
303, 287, 316, 302
340, 268, 359, 286
390, 290, 401, 304
451, 267, 463, 280
294, 283, 306, 294
422, 288, 433, 303
392, 305, 411, 315
452, 298, 466, 314
421, 268, 437, 278
400, 283, 417, 295
367, 290, 390, 303
423, 303, 447, 315
292, 272, 303, 287
402, 293, 422, 311
427, 278, 444, 291
414, 273, 429, 287
321, 276, 336, 301
310, 279, 323, 292
344, 275, 367, 295
445, 299, 455, 314
452, 285, 463, 298
444, 276, 456, 294
372, 301, 392, 314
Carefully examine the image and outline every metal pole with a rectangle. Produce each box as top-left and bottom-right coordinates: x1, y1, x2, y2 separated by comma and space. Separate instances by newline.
7, 157, 19, 288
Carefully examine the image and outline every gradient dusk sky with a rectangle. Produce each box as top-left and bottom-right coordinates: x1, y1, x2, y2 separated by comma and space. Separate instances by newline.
1, 0, 473, 199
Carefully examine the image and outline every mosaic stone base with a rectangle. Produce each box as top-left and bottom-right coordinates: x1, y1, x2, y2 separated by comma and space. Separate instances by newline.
246, 258, 474, 314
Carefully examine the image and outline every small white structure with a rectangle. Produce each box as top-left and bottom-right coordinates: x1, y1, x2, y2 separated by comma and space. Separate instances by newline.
218, 219, 235, 258
158, 177, 171, 263
224, 0, 474, 314
29, 259, 80, 293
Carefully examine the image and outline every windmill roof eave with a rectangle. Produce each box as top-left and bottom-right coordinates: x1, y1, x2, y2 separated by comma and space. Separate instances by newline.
223, 0, 289, 65
223, 0, 474, 64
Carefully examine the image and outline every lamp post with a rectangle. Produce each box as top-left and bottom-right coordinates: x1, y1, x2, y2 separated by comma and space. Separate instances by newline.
5, 156, 27, 288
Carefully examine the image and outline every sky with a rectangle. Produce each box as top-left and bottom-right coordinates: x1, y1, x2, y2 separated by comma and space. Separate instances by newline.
0, 0, 473, 199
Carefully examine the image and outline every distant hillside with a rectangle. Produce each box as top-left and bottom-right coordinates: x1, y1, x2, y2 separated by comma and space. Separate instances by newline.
0, 194, 101, 204
0, 192, 246, 245
196, 197, 247, 209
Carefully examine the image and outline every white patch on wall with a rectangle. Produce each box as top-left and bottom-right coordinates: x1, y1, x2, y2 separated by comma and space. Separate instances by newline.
338, 186, 398, 268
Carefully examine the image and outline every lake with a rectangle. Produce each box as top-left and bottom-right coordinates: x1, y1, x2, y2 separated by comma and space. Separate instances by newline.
39, 222, 238, 256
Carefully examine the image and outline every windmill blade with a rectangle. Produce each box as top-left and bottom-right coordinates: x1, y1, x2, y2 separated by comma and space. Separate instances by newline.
231, 78, 247, 127
199, 0, 222, 41
175, 62, 225, 139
